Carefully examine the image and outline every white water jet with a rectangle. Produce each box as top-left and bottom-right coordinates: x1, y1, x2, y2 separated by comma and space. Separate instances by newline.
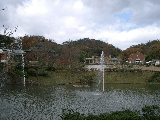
94, 51, 105, 95
100, 51, 105, 93
19, 38, 25, 86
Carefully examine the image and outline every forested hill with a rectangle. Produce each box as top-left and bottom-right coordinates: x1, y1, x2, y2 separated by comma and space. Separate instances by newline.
62, 38, 122, 57
0, 35, 122, 58
129, 39, 159, 53
120, 39, 160, 61
1, 34, 159, 62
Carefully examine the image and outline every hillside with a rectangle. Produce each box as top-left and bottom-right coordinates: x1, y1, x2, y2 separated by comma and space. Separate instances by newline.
1, 34, 160, 63
120, 39, 160, 61
62, 38, 122, 57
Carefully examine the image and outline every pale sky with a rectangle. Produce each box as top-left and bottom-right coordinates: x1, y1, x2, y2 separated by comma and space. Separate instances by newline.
1, 0, 160, 50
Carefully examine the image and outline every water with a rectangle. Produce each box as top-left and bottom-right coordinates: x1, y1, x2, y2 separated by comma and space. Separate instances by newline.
96, 51, 105, 93
0, 84, 160, 119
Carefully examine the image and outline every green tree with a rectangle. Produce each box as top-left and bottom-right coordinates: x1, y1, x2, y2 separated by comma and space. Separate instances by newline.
145, 54, 154, 62
79, 51, 92, 62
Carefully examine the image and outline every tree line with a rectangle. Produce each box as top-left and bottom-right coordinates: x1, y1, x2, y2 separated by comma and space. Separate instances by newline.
1, 34, 160, 66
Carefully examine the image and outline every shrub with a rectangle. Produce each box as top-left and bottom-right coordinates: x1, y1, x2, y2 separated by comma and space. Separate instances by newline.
81, 68, 87, 71
15, 70, 23, 77
142, 105, 160, 120
27, 68, 37, 76
119, 68, 127, 72
60, 106, 160, 120
130, 69, 142, 73
38, 69, 48, 77
148, 71, 160, 82
60, 109, 85, 120
24, 65, 30, 71
15, 62, 22, 71
128, 64, 133, 68
0, 62, 4, 67
46, 66, 55, 71
24, 71, 28, 78
60, 109, 141, 120
79, 74, 96, 83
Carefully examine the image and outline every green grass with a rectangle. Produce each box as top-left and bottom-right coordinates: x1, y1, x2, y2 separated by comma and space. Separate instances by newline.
27, 69, 160, 85
104, 71, 154, 84
28, 70, 96, 85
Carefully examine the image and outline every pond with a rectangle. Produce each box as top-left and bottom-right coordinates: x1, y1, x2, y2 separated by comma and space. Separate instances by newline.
0, 83, 160, 119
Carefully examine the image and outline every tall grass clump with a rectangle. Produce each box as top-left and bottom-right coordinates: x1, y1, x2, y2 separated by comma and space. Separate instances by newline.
60, 105, 160, 120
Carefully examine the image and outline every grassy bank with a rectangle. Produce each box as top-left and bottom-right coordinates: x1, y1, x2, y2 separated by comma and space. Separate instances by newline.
104, 70, 154, 84
27, 69, 160, 85
28, 70, 96, 85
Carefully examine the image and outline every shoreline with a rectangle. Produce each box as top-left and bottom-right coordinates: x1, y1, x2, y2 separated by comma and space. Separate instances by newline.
10, 79, 160, 86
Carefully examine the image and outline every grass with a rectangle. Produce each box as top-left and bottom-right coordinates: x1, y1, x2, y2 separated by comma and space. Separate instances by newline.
27, 68, 160, 85
104, 70, 154, 84
28, 70, 96, 85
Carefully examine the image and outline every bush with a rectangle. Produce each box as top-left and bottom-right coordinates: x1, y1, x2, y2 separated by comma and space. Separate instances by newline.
60, 109, 141, 120
24, 71, 28, 78
24, 65, 30, 71
60, 109, 85, 120
0, 62, 5, 67
128, 64, 133, 68
79, 74, 96, 83
130, 69, 142, 73
38, 69, 48, 77
60, 105, 160, 120
46, 66, 55, 71
119, 68, 127, 72
142, 105, 160, 120
148, 71, 160, 82
15, 70, 23, 77
15, 62, 22, 71
27, 68, 37, 76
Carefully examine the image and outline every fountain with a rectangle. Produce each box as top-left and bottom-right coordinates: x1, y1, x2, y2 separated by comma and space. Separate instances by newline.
95, 51, 105, 95
100, 51, 105, 93
19, 38, 25, 86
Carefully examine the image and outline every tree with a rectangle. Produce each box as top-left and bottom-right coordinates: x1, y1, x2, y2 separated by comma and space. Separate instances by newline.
146, 42, 160, 60
79, 51, 92, 62
145, 54, 154, 62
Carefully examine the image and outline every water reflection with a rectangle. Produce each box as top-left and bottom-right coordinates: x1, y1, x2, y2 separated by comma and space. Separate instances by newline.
0, 84, 160, 119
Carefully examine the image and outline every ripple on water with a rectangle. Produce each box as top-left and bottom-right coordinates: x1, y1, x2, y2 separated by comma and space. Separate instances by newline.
0, 84, 160, 119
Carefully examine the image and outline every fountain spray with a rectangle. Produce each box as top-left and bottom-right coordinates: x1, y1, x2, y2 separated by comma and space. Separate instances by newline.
100, 51, 105, 93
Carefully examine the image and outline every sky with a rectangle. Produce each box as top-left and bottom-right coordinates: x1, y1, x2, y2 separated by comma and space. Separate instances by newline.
0, 0, 160, 50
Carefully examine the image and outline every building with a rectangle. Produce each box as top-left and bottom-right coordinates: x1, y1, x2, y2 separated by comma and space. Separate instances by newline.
84, 56, 100, 64
128, 51, 145, 65
84, 55, 121, 65
109, 58, 122, 64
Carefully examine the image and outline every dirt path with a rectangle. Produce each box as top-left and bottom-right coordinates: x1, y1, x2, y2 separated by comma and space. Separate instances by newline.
132, 65, 160, 71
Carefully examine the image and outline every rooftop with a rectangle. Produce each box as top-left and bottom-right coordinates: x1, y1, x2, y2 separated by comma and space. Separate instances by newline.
13, 50, 26, 55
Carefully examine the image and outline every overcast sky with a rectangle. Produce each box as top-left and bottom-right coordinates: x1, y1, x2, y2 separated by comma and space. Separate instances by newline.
0, 0, 160, 50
